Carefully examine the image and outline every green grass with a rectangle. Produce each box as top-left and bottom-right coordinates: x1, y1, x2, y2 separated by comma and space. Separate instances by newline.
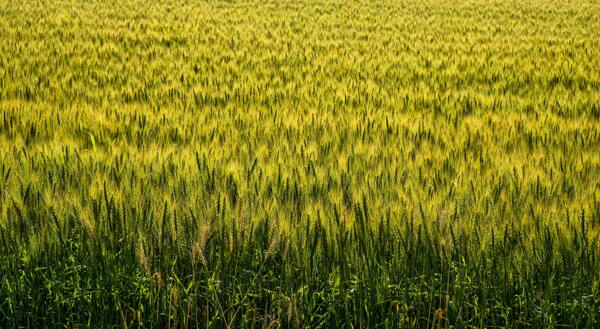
1, 0, 600, 327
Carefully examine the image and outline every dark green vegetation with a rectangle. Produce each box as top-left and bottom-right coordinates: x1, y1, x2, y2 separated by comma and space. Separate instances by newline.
1, 0, 600, 327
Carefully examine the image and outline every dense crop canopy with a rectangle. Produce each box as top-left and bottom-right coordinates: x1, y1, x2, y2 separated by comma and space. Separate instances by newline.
0, 0, 599, 327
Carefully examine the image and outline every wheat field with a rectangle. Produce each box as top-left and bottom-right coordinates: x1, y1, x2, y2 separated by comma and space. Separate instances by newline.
0, 0, 599, 327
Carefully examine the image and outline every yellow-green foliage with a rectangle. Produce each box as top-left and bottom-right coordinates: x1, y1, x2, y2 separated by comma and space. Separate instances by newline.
0, 0, 599, 327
